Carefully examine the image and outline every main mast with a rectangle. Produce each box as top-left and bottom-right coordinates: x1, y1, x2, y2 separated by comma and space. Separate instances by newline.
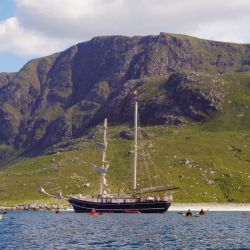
133, 101, 138, 192
100, 118, 107, 196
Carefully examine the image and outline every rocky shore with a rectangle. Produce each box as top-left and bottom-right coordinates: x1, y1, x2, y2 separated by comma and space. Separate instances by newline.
0, 203, 71, 211
1, 203, 250, 212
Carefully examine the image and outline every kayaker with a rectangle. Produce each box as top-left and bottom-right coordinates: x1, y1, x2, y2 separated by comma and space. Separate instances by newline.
186, 209, 192, 216
90, 209, 96, 214
199, 209, 206, 215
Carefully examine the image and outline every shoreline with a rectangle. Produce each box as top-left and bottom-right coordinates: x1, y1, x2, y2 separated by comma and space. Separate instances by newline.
1, 203, 250, 212
169, 203, 250, 211
0, 204, 70, 211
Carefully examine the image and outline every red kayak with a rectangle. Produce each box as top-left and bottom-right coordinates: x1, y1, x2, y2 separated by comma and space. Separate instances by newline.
241, 212, 250, 215
88, 209, 103, 216
88, 212, 103, 216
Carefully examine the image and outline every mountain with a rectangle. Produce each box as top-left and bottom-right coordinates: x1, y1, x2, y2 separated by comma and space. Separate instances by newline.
0, 33, 250, 160
0, 33, 250, 204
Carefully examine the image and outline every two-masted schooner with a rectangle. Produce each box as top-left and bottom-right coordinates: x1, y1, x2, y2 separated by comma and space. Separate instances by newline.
66, 100, 175, 213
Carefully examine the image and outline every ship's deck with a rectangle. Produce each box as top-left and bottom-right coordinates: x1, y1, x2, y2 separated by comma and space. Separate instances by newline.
70, 196, 171, 204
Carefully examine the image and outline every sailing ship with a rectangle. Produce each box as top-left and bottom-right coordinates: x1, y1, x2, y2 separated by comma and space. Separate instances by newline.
66, 100, 177, 213
40, 98, 178, 213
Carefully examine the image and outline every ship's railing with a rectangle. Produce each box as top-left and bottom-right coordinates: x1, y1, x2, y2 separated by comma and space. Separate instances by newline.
73, 195, 172, 203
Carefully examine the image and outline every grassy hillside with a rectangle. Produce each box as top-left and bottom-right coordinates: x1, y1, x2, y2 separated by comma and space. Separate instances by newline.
0, 72, 249, 206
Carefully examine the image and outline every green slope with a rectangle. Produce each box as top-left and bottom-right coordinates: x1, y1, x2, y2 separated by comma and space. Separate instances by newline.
0, 72, 250, 205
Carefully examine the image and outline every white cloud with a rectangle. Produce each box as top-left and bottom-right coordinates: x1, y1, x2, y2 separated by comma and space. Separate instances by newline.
1, 0, 250, 57
193, 17, 250, 44
0, 17, 63, 56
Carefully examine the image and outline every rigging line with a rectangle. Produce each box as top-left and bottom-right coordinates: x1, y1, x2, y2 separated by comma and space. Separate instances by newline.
109, 129, 130, 187
108, 133, 114, 160
137, 110, 144, 188
138, 127, 155, 189
139, 133, 148, 190
145, 146, 163, 185
138, 129, 154, 186
137, 116, 157, 188
137, 131, 151, 187
141, 146, 153, 188
91, 123, 105, 195
138, 161, 144, 191
142, 138, 163, 186
129, 148, 133, 192
89, 134, 96, 195
146, 147, 158, 185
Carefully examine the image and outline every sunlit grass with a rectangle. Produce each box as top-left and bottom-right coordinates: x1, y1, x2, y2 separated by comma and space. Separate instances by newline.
0, 72, 249, 205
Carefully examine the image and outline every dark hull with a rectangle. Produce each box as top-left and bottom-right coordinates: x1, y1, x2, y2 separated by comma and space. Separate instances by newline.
68, 197, 171, 213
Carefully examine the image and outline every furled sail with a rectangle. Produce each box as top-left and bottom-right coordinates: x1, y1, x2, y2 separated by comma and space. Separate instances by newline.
135, 185, 180, 194
39, 187, 54, 197
103, 176, 108, 186
39, 187, 67, 200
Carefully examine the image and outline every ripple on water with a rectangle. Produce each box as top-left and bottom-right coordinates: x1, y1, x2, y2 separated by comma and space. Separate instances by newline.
0, 211, 249, 249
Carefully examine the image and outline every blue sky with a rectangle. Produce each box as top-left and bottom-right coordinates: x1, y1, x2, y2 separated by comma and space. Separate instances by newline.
0, 53, 32, 72
0, 0, 32, 72
0, 0, 15, 21
0, 0, 250, 73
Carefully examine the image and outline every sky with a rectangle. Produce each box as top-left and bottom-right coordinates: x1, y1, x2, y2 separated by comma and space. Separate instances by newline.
0, 0, 250, 73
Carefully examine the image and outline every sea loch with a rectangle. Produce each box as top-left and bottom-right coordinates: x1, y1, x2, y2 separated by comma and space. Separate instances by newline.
0, 211, 249, 249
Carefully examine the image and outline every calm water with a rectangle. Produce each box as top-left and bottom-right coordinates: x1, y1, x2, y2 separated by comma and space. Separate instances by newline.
0, 211, 249, 249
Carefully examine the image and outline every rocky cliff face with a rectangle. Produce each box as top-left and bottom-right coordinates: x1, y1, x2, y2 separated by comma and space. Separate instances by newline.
0, 33, 249, 158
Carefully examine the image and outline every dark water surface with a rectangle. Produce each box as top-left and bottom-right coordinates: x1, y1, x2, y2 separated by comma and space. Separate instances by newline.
0, 211, 249, 249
